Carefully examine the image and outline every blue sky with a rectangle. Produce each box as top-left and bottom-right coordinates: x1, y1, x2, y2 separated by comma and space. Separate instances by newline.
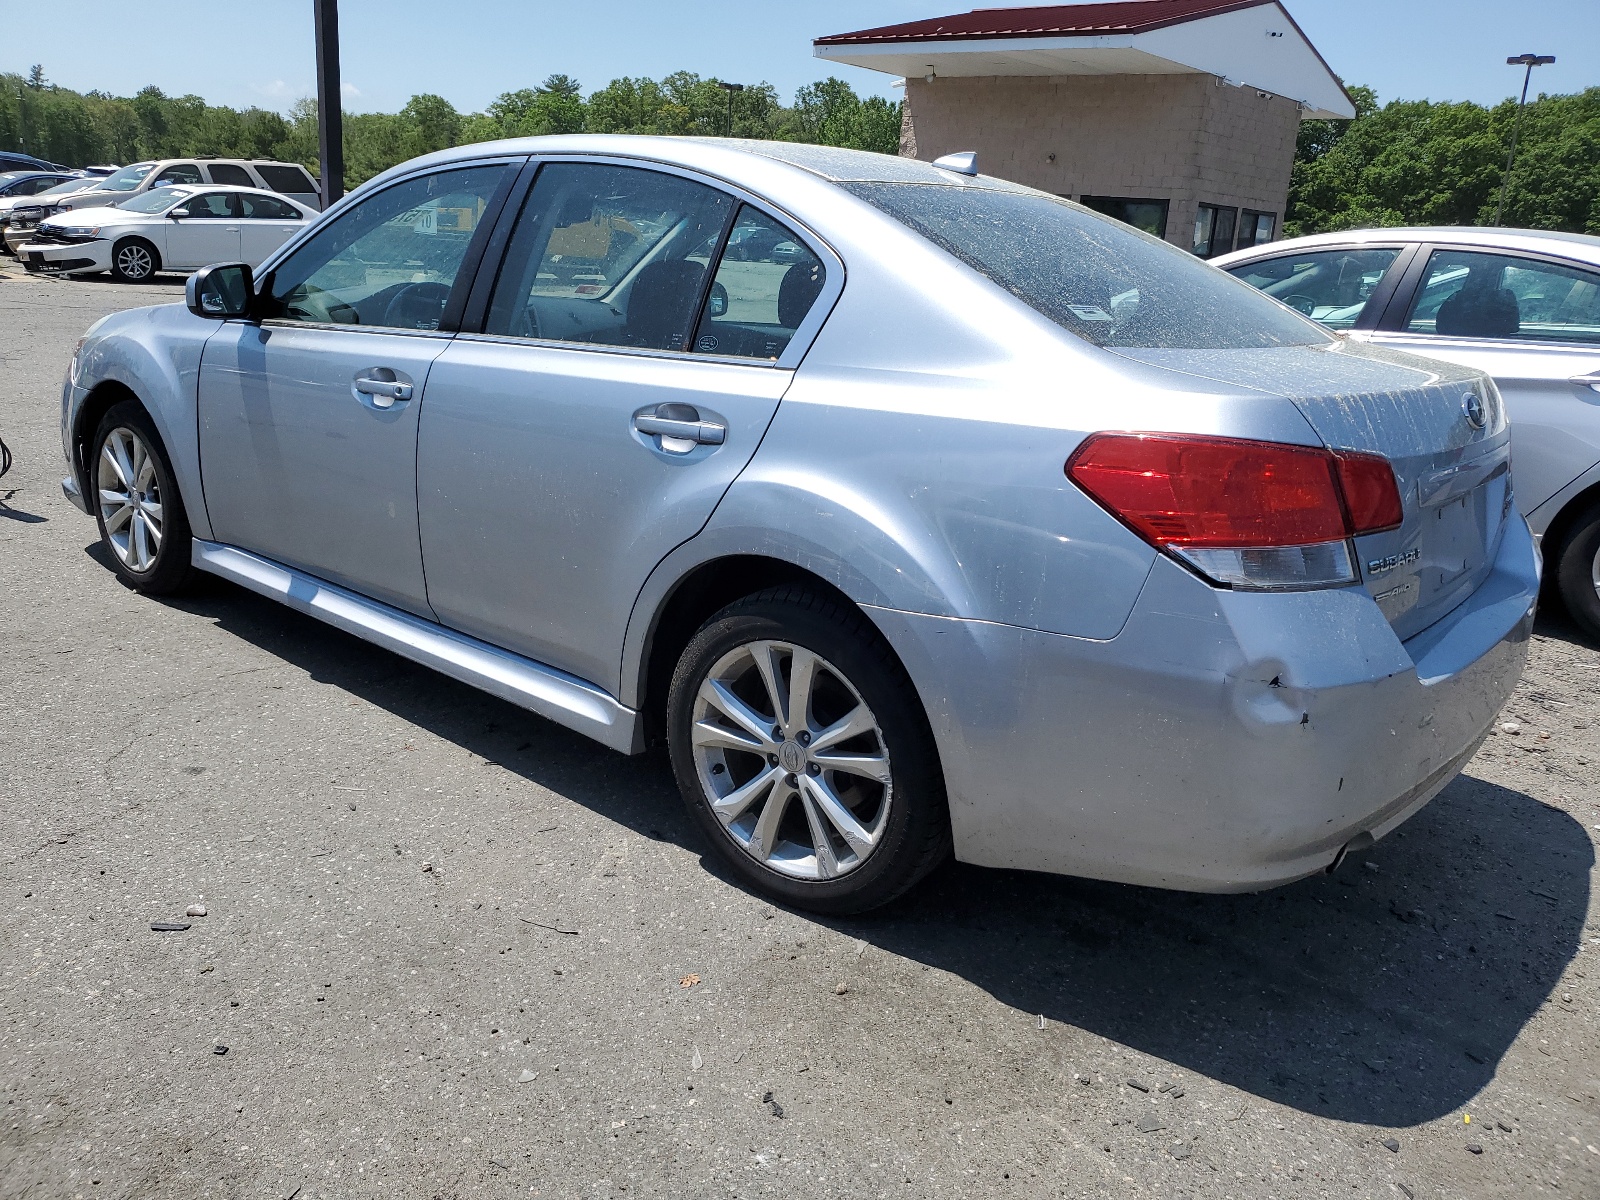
9, 1, 1596, 115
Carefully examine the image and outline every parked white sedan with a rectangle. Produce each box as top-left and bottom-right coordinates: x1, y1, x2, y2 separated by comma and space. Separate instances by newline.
20, 185, 313, 282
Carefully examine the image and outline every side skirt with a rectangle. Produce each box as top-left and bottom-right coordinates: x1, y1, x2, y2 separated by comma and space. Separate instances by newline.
191, 539, 644, 754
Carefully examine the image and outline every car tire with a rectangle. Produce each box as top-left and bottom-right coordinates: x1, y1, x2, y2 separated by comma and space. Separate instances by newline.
109, 237, 159, 282
1555, 503, 1600, 642
667, 586, 951, 915
90, 401, 197, 595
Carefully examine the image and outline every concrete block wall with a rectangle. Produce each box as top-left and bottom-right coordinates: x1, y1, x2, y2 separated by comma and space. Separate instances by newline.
901, 73, 1302, 251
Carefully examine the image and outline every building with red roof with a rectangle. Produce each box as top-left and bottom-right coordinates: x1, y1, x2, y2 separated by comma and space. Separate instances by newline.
815, 1, 1355, 255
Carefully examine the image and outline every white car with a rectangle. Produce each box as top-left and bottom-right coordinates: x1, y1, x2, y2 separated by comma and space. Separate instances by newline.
21, 185, 314, 281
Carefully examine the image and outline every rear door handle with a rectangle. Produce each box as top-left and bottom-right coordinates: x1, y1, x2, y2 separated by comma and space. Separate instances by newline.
1570, 371, 1600, 392
633, 403, 725, 450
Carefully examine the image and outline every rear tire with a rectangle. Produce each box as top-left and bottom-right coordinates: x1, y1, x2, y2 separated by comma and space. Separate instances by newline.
90, 401, 197, 595
110, 237, 159, 282
1555, 504, 1600, 642
667, 587, 950, 915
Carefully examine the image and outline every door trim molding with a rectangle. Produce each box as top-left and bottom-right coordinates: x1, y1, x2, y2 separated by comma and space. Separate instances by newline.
191, 539, 644, 754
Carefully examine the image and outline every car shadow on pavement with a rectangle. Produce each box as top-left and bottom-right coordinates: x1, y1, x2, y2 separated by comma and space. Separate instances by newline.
851, 772, 1591, 1127
156, 571, 1591, 1131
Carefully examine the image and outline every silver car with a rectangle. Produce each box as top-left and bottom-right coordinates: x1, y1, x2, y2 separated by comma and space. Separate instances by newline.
59, 137, 1538, 913
1215, 228, 1600, 639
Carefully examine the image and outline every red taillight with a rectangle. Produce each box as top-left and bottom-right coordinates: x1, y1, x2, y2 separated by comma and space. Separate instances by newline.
1066, 433, 1404, 590
1333, 451, 1405, 534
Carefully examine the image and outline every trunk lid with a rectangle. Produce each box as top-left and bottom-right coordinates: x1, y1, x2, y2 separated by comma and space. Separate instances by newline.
1112, 340, 1511, 643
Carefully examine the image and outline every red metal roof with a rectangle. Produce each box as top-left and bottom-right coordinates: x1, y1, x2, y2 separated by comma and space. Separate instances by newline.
815, 0, 1271, 46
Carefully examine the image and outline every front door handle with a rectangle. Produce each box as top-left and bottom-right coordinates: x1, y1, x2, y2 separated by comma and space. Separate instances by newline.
1570, 371, 1600, 393
353, 371, 414, 409
633, 402, 726, 450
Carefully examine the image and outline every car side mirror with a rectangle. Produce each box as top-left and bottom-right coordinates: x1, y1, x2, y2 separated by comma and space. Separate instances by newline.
167, 208, 186, 220
187, 262, 254, 320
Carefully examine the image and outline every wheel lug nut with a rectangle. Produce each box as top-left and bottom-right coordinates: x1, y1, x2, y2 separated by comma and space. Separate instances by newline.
767, 754, 779, 767
798, 731, 811, 746
808, 763, 820, 776
785, 774, 798, 787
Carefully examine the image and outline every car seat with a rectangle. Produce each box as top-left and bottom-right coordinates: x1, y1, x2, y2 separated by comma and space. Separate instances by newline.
625, 260, 705, 350
1436, 269, 1521, 338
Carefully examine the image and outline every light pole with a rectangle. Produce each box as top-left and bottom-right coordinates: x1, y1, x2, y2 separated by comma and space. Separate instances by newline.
314, 0, 345, 211
716, 81, 744, 138
1493, 52, 1554, 227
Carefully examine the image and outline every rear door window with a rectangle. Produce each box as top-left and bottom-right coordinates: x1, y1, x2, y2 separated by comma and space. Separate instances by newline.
257, 164, 318, 195
692, 206, 826, 360
1226, 247, 1402, 329
206, 163, 255, 187
1405, 249, 1600, 344
484, 162, 734, 351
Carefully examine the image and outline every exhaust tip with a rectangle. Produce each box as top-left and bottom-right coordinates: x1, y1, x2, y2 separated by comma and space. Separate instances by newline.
1326, 831, 1376, 874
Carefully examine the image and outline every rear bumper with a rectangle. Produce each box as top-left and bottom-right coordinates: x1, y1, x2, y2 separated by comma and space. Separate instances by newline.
870, 514, 1539, 892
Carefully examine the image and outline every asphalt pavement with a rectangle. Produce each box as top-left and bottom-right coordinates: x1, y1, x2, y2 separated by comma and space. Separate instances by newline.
2, 265, 1599, 1200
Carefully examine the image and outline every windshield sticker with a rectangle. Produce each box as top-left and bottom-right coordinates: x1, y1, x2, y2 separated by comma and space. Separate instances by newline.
1067, 305, 1114, 322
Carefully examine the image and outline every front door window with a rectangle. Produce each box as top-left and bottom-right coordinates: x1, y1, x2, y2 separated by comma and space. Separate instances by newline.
265, 164, 509, 331
1226, 247, 1402, 329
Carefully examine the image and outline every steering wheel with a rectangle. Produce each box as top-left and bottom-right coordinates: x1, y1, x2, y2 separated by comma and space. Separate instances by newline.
382, 281, 451, 330
1282, 293, 1319, 316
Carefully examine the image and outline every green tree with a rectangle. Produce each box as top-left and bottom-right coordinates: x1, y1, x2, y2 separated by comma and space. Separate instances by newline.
1287, 85, 1600, 237
486, 74, 587, 138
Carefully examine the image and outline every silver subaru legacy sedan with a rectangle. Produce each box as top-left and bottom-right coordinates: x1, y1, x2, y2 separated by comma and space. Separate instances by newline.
59, 137, 1539, 914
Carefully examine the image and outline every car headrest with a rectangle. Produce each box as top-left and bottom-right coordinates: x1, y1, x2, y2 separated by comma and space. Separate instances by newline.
778, 261, 825, 330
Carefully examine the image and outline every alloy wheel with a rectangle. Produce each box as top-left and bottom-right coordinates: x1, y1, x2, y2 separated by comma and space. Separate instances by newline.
690, 639, 893, 881
97, 426, 164, 573
116, 243, 153, 279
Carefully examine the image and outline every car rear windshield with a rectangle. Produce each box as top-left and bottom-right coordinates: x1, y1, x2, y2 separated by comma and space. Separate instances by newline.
843, 182, 1330, 350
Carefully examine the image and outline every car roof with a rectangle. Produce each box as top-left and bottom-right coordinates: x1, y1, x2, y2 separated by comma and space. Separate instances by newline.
355, 133, 1031, 199
1215, 226, 1600, 269
55, 184, 311, 213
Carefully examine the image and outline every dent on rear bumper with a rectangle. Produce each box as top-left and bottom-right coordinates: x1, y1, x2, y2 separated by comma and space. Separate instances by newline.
869, 516, 1539, 893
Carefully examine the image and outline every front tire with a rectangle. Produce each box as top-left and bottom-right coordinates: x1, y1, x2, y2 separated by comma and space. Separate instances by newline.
91, 401, 196, 595
667, 587, 950, 915
109, 237, 159, 282
1555, 503, 1600, 642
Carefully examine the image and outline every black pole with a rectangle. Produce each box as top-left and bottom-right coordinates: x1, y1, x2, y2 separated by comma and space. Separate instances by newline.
1494, 53, 1554, 227
314, 0, 344, 210
715, 81, 744, 139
